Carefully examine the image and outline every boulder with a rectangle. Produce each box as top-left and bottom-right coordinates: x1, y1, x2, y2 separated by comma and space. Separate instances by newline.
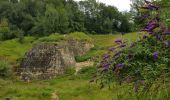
17, 40, 94, 80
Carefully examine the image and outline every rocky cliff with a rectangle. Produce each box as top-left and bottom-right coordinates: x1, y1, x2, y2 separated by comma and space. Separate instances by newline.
18, 40, 94, 81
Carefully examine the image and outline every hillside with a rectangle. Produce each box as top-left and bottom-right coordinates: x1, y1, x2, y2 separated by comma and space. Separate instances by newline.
0, 32, 151, 100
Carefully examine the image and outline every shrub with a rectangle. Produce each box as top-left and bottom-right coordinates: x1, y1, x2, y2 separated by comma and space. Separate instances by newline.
0, 60, 12, 78
97, 0, 170, 94
75, 55, 91, 62
34, 33, 65, 43
0, 18, 14, 41
66, 32, 92, 42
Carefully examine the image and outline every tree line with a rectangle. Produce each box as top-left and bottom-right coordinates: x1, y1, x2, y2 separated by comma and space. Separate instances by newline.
0, 0, 132, 41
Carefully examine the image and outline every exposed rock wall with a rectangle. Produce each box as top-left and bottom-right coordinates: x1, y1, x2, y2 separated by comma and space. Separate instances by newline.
18, 40, 94, 80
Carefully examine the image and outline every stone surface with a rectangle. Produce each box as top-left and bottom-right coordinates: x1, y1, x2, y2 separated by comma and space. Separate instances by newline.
17, 40, 94, 80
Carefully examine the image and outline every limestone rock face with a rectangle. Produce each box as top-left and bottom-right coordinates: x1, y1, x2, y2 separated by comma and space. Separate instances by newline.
18, 40, 94, 80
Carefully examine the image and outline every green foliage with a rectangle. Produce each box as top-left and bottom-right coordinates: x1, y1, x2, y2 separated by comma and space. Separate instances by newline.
43, 5, 69, 34
0, 60, 12, 78
77, 67, 97, 79
75, 47, 103, 62
158, 0, 170, 28
0, 18, 13, 41
35, 33, 65, 43
75, 56, 90, 62
0, 37, 35, 63
66, 32, 92, 42
0, 73, 169, 100
98, 1, 170, 96
64, 67, 76, 76
0, 0, 132, 37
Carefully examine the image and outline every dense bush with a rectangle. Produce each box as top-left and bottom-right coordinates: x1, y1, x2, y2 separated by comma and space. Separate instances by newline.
0, 60, 12, 78
35, 33, 65, 43
75, 55, 91, 62
97, 0, 170, 94
66, 32, 92, 42
0, 18, 12, 41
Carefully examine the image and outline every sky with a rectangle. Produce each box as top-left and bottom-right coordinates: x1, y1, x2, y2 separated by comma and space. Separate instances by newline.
74, 0, 131, 11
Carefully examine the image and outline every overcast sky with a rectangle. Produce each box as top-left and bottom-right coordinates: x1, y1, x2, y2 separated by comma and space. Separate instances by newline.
74, 0, 131, 11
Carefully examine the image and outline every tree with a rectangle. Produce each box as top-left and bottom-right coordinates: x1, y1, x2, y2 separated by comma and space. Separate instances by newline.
43, 4, 69, 34
66, 0, 85, 32
0, 18, 12, 40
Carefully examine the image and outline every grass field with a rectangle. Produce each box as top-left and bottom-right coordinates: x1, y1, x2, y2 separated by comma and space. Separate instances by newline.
0, 67, 169, 100
2, 32, 169, 100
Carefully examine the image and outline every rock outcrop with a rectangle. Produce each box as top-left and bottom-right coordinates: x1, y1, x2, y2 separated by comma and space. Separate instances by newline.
18, 40, 94, 80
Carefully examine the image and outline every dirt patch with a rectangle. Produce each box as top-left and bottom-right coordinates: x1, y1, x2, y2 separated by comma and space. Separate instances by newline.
75, 61, 94, 74
51, 91, 59, 100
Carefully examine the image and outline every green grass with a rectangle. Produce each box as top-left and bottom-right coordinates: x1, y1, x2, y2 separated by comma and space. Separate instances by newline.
0, 71, 136, 100
75, 32, 145, 62
66, 32, 93, 42
34, 33, 65, 44
0, 37, 35, 63
90, 32, 144, 49
0, 69, 169, 100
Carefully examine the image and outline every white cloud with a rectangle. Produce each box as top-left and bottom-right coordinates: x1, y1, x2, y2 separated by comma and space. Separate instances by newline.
74, 0, 131, 11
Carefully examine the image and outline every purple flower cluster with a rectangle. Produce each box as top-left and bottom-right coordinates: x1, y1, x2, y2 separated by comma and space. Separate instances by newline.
163, 40, 169, 47
115, 39, 122, 44
153, 52, 159, 60
100, 38, 128, 71
163, 29, 170, 35
116, 63, 125, 69
98, 0, 170, 92
143, 20, 159, 34
141, 0, 159, 10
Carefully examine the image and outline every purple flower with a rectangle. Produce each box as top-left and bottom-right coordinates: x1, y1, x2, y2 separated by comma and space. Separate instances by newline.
153, 52, 159, 60
163, 29, 170, 35
116, 63, 125, 69
156, 17, 160, 21
109, 48, 115, 52
142, 28, 153, 33
119, 43, 126, 48
149, 5, 159, 10
142, 5, 159, 10
141, 6, 151, 9
163, 40, 169, 47
154, 34, 161, 40
115, 39, 122, 44
102, 63, 110, 68
143, 15, 150, 19
103, 54, 110, 60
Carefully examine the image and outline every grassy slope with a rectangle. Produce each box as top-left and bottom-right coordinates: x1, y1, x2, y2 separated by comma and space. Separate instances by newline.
0, 37, 35, 63
0, 32, 93, 64
75, 32, 144, 62
2, 32, 168, 100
